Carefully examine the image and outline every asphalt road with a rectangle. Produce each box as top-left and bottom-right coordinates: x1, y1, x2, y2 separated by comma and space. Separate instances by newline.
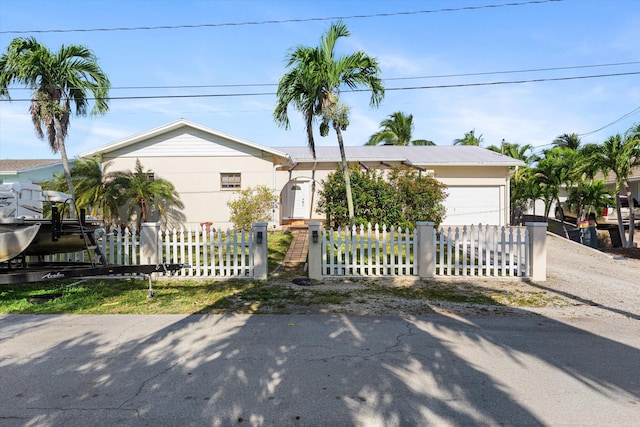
1, 313, 638, 426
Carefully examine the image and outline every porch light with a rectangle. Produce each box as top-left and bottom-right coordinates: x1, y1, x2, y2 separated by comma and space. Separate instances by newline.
256, 231, 263, 244
312, 230, 319, 244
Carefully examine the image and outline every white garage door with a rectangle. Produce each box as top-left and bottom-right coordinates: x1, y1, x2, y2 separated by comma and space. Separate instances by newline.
442, 186, 502, 226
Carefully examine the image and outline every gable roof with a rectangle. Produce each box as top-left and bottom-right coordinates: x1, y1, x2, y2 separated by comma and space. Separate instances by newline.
0, 159, 62, 173
79, 119, 290, 159
276, 145, 525, 167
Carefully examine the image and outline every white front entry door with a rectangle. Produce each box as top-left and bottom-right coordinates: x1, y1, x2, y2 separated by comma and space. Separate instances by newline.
291, 181, 310, 219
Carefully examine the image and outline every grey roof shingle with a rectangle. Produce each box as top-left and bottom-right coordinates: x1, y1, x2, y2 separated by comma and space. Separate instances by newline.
0, 159, 61, 173
274, 145, 525, 167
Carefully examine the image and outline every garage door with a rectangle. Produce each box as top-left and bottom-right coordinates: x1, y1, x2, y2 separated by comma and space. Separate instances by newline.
442, 186, 502, 226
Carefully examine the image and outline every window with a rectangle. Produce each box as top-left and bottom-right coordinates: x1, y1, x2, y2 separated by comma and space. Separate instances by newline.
221, 173, 241, 189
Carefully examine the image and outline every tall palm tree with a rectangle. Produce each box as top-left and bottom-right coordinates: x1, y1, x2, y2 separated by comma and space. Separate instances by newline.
590, 130, 640, 248
0, 37, 110, 213
365, 111, 434, 146
453, 129, 483, 146
274, 21, 384, 227
111, 160, 184, 231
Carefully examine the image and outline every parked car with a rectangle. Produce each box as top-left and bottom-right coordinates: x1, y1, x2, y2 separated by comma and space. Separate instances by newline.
555, 195, 640, 224
601, 196, 640, 224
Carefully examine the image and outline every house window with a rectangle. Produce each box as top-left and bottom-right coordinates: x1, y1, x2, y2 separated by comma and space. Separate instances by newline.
221, 173, 241, 189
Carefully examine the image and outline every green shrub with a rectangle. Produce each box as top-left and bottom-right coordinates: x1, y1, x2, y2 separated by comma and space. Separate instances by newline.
318, 165, 447, 229
227, 185, 277, 230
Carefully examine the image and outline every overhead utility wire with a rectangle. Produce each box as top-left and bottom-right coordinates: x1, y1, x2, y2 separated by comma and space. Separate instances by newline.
0, 0, 562, 34
1, 69, 636, 102
4, 60, 636, 92
578, 105, 640, 137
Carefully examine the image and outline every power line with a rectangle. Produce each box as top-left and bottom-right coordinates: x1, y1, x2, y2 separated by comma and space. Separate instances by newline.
1, 69, 637, 102
389, 61, 640, 81
4, 61, 637, 93
379, 71, 640, 92
0, 0, 563, 34
578, 105, 640, 137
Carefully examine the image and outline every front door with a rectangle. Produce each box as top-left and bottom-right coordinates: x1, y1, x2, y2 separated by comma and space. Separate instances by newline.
291, 181, 309, 219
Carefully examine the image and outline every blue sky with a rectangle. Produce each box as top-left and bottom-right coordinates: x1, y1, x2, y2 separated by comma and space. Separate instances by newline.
1, 0, 639, 160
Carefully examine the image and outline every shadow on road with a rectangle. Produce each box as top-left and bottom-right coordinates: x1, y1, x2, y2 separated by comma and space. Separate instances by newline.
1, 309, 638, 425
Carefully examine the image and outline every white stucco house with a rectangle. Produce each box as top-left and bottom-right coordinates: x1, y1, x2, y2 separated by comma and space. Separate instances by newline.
79, 119, 524, 229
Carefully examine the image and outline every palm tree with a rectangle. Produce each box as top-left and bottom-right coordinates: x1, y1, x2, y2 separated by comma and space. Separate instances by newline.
453, 129, 483, 146
68, 157, 124, 224
534, 148, 573, 235
590, 130, 640, 248
365, 111, 434, 146
41, 157, 127, 226
110, 160, 184, 231
553, 133, 581, 150
0, 37, 110, 214
274, 21, 384, 227
486, 142, 535, 219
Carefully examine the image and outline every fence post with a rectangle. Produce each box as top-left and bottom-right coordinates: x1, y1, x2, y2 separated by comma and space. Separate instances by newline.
526, 222, 548, 281
252, 222, 268, 280
140, 222, 161, 265
417, 221, 435, 279
308, 222, 322, 280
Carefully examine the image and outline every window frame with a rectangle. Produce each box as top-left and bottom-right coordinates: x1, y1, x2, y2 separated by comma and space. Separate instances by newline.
220, 172, 241, 190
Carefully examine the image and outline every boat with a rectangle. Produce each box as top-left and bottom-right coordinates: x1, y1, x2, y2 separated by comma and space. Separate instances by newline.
0, 223, 41, 263
0, 183, 103, 262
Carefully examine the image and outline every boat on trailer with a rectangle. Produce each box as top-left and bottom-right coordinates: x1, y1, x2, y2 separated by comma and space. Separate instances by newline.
0, 223, 41, 263
0, 182, 185, 284
0, 182, 102, 262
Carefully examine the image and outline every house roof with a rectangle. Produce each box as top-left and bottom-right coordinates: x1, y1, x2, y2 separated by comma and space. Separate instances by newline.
275, 145, 525, 167
0, 159, 62, 173
78, 119, 522, 167
79, 119, 290, 159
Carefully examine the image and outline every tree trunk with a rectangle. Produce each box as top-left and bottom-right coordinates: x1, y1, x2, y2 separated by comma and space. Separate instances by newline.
334, 124, 355, 228
625, 183, 635, 248
556, 196, 569, 238
54, 117, 76, 218
615, 191, 629, 248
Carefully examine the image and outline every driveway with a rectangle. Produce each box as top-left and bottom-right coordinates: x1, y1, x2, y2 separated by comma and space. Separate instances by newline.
536, 232, 640, 319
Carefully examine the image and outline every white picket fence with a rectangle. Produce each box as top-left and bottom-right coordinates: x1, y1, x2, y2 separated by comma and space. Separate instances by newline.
319, 223, 529, 278
322, 224, 417, 276
435, 224, 529, 277
43, 225, 255, 278
42, 222, 534, 280
158, 227, 253, 277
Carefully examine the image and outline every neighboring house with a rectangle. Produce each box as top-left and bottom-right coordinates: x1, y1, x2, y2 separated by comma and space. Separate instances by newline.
80, 119, 523, 229
0, 159, 69, 184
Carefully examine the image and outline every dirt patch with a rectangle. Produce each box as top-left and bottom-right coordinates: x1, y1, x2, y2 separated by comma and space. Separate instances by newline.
212, 276, 575, 317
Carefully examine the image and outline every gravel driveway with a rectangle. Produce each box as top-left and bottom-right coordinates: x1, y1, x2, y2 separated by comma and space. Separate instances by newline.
531, 233, 640, 319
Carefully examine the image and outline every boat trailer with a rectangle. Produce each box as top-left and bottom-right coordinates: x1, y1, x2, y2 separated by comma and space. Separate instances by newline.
0, 262, 186, 285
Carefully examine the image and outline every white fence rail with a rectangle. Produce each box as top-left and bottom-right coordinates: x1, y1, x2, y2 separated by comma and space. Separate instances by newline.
159, 227, 254, 277
435, 225, 529, 277
315, 222, 534, 279
322, 224, 417, 277
42, 224, 256, 278
39, 221, 545, 281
